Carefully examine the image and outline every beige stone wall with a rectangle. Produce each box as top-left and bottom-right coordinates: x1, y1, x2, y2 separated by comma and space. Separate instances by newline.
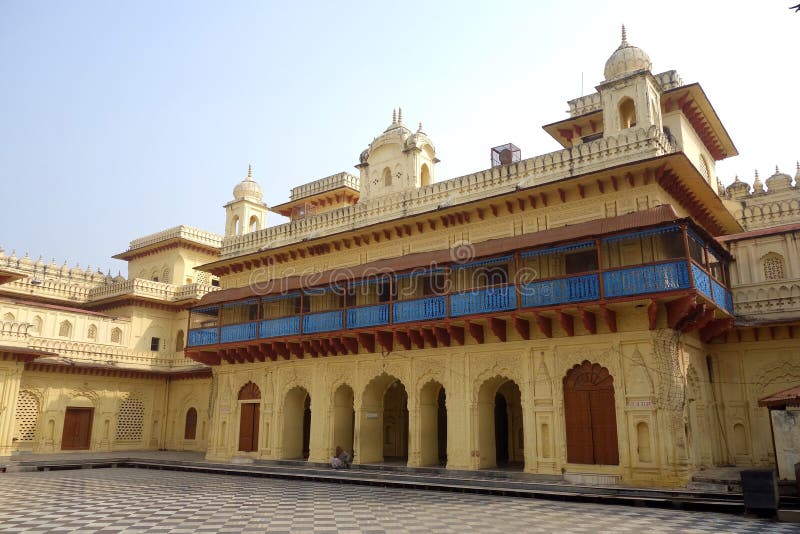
163, 377, 211, 452
12, 370, 167, 453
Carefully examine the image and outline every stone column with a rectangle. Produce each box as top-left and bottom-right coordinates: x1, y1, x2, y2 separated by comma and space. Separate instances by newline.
0, 359, 24, 456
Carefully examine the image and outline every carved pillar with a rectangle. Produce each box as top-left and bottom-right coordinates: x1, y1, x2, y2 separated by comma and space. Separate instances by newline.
0, 360, 23, 456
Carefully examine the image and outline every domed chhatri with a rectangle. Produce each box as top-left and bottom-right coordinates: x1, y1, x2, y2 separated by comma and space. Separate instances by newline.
604, 25, 652, 82
726, 175, 750, 199
765, 165, 793, 191
232, 164, 263, 203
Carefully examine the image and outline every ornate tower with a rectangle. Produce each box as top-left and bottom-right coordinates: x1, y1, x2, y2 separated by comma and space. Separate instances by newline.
224, 165, 268, 237
597, 26, 663, 138
356, 108, 439, 202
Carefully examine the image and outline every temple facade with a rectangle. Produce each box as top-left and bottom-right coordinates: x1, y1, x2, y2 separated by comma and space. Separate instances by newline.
1, 28, 799, 487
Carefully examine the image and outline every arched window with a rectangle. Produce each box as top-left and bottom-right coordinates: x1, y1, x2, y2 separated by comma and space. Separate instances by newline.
382, 167, 392, 187
233, 216, 241, 235
151, 270, 159, 282
619, 97, 636, 129
763, 253, 786, 281
58, 320, 72, 338
184, 407, 197, 440
3, 312, 15, 322
31, 316, 43, 333
249, 216, 259, 233
110, 327, 122, 344
175, 330, 185, 352
420, 164, 431, 187
87, 324, 97, 341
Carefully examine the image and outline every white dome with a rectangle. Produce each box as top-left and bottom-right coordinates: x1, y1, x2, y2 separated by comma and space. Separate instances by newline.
604, 26, 652, 82
233, 165, 263, 203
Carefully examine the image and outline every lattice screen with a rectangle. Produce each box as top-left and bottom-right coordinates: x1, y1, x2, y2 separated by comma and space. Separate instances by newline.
115, 396, 144, 441
764, 255, 785, 281
13, 390, 39, 441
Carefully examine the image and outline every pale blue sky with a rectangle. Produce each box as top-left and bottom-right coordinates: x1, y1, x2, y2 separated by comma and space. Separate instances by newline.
1, 1, 798, 274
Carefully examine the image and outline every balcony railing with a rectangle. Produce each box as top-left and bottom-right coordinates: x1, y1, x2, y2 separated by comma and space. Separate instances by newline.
347, 304, 389, 329
393, 296, 447, 324
260, 316, 300, 338
303, 310, 343, 334
521, 274, 600, 308
450, 285, 517, 317
220, 322, 258, 344
604, 260, 690, 298
188, 327, 218, 346
188, 225, 734, 349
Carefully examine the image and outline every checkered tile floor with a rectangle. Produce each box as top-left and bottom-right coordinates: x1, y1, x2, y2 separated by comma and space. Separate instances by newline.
0, 468, 793, 533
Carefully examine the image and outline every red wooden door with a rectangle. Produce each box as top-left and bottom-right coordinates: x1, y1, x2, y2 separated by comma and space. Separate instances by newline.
238, 403, 259, 452
61, 408, 93, 450
563, 361, 619, 465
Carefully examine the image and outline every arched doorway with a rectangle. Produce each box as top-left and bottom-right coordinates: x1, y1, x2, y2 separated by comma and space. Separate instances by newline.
477, 377, 524, 469
419, 381, 447, 467
184, 407, 197, 440
359, 374, 408, 464
238, 382, 261, 452
332, 384, 355, 457
282, 386, 311, 459
563, 361, 619, 465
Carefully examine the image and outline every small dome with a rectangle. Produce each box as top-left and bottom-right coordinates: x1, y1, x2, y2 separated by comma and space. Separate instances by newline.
752, 170, 765, 193
604, 26, 652, 82
233, 164, 263, 203
726, 175, 750, 199
766, 166, 792, 192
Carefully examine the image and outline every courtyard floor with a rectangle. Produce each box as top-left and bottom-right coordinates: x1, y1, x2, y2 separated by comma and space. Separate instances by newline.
0, 468, 795, 533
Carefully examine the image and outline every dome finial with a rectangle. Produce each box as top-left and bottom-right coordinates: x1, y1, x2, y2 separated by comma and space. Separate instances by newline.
247, 163, 252, 180
398, 107, 403, 125
621, 24, 628, 46
392, 108, 396, 124
418, 121, 423, 132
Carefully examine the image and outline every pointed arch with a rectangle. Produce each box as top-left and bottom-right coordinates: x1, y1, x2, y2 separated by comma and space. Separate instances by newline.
619, 97, 636, 129
563, 360, 619, 465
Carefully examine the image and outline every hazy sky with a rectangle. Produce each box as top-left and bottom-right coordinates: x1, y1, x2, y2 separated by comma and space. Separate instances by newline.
1, 1, 798, 274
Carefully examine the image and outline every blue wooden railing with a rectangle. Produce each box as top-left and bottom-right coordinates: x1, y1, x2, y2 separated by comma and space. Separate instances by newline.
604, 260, 691, 298
302, 310, 343, 334
347, 304, 390, 329
711, 279, 733, 314
260, 316, 300, 338
220, 322, 258, 343
187, 327, 218, 347
520, 274, 600, 308
393, 296, 447, 323
691, 263, 712, 299
450, 285, 517, 317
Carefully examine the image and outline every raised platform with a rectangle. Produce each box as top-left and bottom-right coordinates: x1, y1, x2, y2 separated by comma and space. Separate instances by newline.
4, 451, 798, 518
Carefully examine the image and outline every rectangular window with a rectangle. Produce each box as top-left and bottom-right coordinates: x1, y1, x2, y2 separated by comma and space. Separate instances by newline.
565, 249, 598, 274
150, 337, 160, 351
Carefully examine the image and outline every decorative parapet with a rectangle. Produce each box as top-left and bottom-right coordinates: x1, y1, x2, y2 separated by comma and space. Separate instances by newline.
566, 70, 683, 118
289, 172, 360, 201
127, 225, 223, 251
87, 279, 219, 303
221, 126, 677, 259
0, 320, 30, 339
732, 280, 800, 321
26, 338, 180, 371
568, 93, 602, 117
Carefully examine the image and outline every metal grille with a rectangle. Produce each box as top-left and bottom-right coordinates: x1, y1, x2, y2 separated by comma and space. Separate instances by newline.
115, 396, 144, 441
13, 390, 39, 442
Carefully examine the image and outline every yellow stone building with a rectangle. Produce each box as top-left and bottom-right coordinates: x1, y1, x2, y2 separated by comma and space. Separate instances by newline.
2, 29, 799, 487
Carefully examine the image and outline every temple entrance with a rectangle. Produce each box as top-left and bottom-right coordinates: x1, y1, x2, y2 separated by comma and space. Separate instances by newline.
359, 374, 408, 464
478, 377, 524, 469
563, 361, 619, 465
419, 381, 447, 466
61, 407, 93, 450
238, 382, 261, 452
332, 384, 355, 457
282, 386, 311, 459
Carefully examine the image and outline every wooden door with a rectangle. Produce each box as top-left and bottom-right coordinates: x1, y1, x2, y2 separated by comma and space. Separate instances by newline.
184, 408, 197, 440
61, 408, 93, 450
238, 403, 259, 452
563, 361, 619, 465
